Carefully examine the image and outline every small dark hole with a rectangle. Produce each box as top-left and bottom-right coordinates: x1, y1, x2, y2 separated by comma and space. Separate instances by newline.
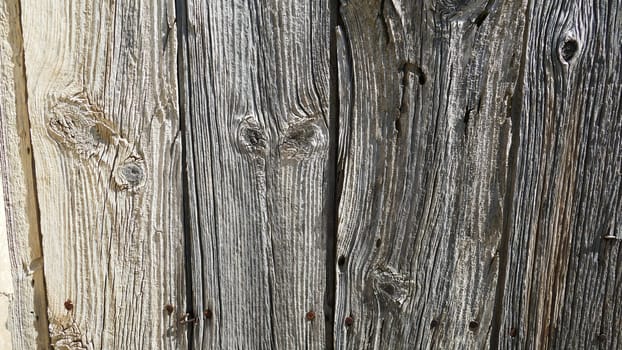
415, 67, 426, 85
509, 327, 518, 337
337, 255, 346, 266
561, 39, 578, 62
375, 239, 382, 248
597, 334, 607, 343
345, 316, 354, 327
430, 319, 439, 329
469, 321, 479, 331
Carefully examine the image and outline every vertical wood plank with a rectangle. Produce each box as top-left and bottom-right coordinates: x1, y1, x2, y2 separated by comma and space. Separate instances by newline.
0, 0, 49, 348
178, 0, 331, 348
19, 0, 186, 348
496, 1, 622, 348
334, 0, 527, 348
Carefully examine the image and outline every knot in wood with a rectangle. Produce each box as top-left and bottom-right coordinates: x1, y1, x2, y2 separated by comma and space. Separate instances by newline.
113, 158, 146, 191
47, 93, 110, 159
49, 320, 90, 350
371, 268, 412, 308
435, 0, 489, 22
279, 117, 328, 161
235, 115, 268, 156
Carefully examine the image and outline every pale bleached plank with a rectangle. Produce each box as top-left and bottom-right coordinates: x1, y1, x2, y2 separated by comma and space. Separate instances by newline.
178, 0, 332, 348
495, 1, 622, 349
334, 0, 528, 348
19, 0, 186, 348
0, 176, 11, 350
0, 1, 49, 348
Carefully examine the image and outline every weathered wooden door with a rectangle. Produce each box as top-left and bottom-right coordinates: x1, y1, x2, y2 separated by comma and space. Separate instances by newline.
1, 0, 620, 349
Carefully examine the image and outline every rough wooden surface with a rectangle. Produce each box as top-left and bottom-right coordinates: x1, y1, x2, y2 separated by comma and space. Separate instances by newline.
2, 0, 621, 349
16, 0, 186, 348
0, 0, 49, 348
495, 1, 622, 349
178, 0, 331, 348
334, 0, 528, 348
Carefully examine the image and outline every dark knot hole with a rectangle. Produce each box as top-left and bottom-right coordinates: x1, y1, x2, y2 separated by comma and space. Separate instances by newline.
561, 39, 579, 62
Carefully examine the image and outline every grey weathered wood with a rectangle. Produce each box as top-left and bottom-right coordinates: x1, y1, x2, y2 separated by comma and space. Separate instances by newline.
12, 0, 187, 348
178, 0, 332, 348
0, 1, 49, 348
495, 1, 622, 349
1, 0, 621, 349
333, 0, 528, 348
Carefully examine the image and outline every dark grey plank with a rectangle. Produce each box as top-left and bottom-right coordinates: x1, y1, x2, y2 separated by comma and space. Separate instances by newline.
333, 0, 528, 348
178, 1, 332, 348
496, 1, 622, 348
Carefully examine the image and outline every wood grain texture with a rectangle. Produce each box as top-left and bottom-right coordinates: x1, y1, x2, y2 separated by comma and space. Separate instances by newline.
0, 1, 49, 348
178, 0, 331, 348
495, 1, 622, 349
19, 0, 186, 348
333, 0, 528, 348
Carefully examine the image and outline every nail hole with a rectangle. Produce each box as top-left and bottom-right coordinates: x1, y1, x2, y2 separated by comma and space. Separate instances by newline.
375, 239, 382, 248
337, 255, 346, 267
345, 316, 354, 327
469, 321, 479, 331
561, 39, 578, 62
597, 333, 607, 343
430, 319, 439, 329
64, 299, 74, 311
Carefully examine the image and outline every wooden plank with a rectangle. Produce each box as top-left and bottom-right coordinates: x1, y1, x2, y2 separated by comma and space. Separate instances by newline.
495, 1, 622, 349
334, 0, 528, 348
178, 0, 332, 348
19, 0, 186, 348
0, 1, 49, 348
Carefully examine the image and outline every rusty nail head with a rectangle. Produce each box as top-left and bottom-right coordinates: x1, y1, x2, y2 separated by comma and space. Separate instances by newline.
597, 333, 606, 343
509, 327, 518, 337
469, 321, 479, 331
345, 316, 354, 327
164, 304, 174, 315
306, 311, 315, 321
430, 319, 439, 329
204, 309, 213, 319
64, 299, 74, 311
